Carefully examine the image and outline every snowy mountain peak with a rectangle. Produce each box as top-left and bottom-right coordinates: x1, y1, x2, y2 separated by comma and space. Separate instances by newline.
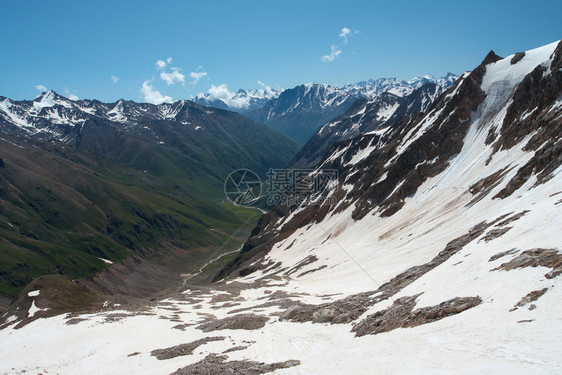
33, 90, 69, 109
194, 74, 459, 116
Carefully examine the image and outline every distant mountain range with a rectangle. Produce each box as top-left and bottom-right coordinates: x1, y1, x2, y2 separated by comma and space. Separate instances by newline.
194, 85, 280, 112
194, 74, 458, 143
290, 82, 448, 168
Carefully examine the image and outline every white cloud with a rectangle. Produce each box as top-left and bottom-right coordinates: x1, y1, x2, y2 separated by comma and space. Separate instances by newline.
64, 87, 79, 101
111, 75, 119, 83
339, 27, 351, 43
160, 67, 185, 85
322, 45, 342, 62
321, 27, 357, 62
35, 85, 47, 92
256, 81, 277, 99
140, 80, 173, 104
156, 57, 185, 85
189, 71, 207, 84
206, 84, 251, 109
156, 57, 173, 70
156, 60, 166, 69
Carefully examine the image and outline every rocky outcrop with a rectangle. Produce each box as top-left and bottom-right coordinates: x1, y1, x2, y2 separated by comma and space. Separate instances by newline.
352, 295, 482, 337
151, 337, 226, 360
489, 248, 518, 262
511, 52, 526, 65
197, 313, 269, 332
493, 41, 562, 198
511, 288, 548, 311
169, 354, 300, 375
493, 248, 562, 279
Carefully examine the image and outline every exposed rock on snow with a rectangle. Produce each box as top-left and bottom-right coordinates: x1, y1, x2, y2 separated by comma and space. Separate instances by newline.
352, 295, 482, 336
280, 222, 490, 325
169, 353, 300, 375
151, 337, 226, 360
197, 314, 270, 332
494, 248, 562, 279
1, 41, 561, 375
488, 248, 519, 262
511, 288, 548, 311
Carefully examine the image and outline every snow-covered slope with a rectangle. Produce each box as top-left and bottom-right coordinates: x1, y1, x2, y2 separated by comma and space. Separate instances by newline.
1, 42, 561, 374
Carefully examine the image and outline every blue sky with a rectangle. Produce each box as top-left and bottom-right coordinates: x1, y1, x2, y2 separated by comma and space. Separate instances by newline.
1, 0, 561, 103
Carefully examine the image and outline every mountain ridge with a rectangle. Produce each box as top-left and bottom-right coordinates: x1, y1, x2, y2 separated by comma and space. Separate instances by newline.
194, 74, 458, 143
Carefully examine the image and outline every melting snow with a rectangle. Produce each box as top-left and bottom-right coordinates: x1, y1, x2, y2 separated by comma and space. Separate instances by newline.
346, 140, 378, 165
98, 258, 113, 265
27, 301, 48, 318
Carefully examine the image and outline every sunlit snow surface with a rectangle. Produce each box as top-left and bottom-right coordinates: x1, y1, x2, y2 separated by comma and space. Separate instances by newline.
1, 43, 561, 374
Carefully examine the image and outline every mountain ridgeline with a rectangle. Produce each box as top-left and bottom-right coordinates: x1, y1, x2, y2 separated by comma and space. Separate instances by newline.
195, 74, 458, 143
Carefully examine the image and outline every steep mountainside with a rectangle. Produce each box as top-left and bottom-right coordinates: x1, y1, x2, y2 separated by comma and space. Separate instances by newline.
222, 41, 562, 279
291, 82, 447, 168
200, 41, 560, 370
0, 95, 300, 300
1, 42, 561, 374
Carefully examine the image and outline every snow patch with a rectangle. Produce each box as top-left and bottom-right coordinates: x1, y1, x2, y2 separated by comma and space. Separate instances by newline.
98, 258, 113, 265
27, 301, 48, 318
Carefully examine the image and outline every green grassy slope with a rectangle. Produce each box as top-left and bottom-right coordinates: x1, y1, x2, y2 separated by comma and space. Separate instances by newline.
0, 135, 260, 297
